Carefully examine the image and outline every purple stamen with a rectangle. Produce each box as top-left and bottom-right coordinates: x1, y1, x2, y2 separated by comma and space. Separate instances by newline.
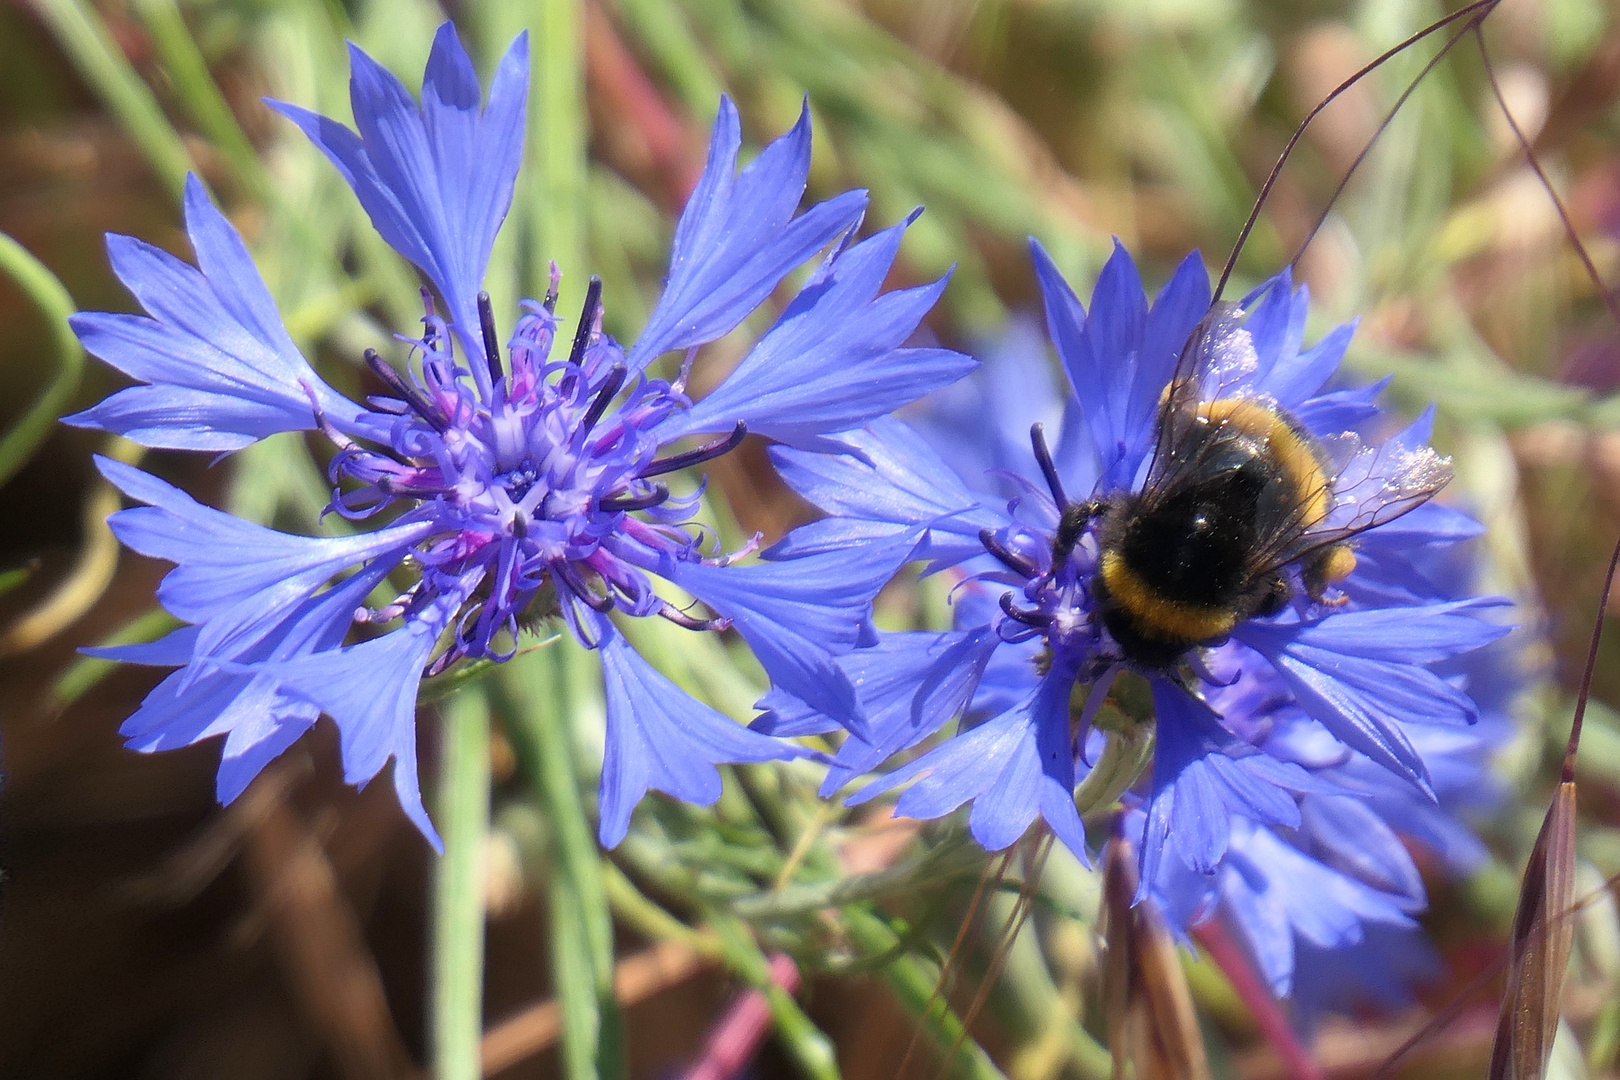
580, 365, 627, 435
555, 561, 616, 613
1029, 422, 1067, 508
640, 422, 747, 479
657, 601, 730, 632
543, 261, 561, 314
568, 276, 604, 368
420, 287, 439, 348
478, 291, 503, 385
999, 591, 1052, 627
365, 349, 448, 432
980, 527, 1039, 578
600, 483, 670, 512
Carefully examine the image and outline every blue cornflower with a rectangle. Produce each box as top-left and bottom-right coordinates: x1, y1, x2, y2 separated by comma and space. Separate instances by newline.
67, 25, 972, 848
1131, 624, 1512, 1004
1146, 512, 1520, 1012
762, 240, 1510, 902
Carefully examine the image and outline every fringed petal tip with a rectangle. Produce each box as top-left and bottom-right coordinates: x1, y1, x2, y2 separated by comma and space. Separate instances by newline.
68, 177, 361, 450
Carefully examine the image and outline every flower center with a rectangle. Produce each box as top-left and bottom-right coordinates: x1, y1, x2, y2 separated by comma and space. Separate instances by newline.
311, 276, 754, 668
497, 459, 543, 502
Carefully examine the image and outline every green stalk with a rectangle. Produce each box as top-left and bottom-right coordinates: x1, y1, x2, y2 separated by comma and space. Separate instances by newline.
433, 691, 493, 1080
131, 0, 263, 195
609, 0, 724, 115
711, 917, 841, 1080
531, 0, 587, 308
0, 233, 86, 488
30, 0, 194, 198
501, 645, 626, 1080
843, 907, 1007, 1080
130, 0, 344, 281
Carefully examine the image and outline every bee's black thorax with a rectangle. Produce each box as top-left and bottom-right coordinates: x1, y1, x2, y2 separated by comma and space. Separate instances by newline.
1093, 426, 1297, 668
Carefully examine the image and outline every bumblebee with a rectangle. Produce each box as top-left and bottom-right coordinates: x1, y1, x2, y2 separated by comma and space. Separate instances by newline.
1071, 304, 1452, 669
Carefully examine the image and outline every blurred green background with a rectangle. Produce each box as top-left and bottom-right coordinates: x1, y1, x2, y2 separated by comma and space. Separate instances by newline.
4, 0, 1620, 1078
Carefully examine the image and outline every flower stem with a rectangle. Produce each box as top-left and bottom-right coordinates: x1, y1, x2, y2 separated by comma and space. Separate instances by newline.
842, 906, 1006, 1080
0, 233, 85, 488
502, 644, 627, 1080
730, 830, 983, 922
433, 690, 492, 1080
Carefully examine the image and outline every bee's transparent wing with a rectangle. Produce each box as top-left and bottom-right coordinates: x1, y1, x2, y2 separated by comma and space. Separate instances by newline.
1146, 302, 1265, 489
1252, 429, 1454, 573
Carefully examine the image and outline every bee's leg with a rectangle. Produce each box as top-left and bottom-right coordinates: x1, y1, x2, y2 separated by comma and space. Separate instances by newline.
1302, 544, 1357, 605
1254, 574, 1292, 618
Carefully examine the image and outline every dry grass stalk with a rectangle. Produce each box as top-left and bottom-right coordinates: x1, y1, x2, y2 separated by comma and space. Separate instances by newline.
1100, 839, 1211, 1080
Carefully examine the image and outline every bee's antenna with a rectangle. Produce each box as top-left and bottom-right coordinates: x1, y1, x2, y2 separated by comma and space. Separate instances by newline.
1214, 0, 1503, 304
1288, 12, 1485, 279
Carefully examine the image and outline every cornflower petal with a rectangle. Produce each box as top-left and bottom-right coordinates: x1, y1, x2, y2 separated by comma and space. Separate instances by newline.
250, 576, 483, 852
627, 98, 868, 369
1300, 794, 1426, 905
112, 561, 392, 802
1236, 612, 1499, 792
96, 456, 433, 626
911, 318, 1077, 487
666, 538, 917, 735
64, 176, 367, 449
850, 665, 1089, 862
1217, 823, 1420, 997
751, 627, 1000, 795
597, 624, 807, 847
268, 26, 528, 394
1032, 239, 1209, 487
664, 218, 974, 446
1138, 682, 1317, 890
1292, 377, 1386, 435
85, 625, 198, 666
765, 418, 1000, 566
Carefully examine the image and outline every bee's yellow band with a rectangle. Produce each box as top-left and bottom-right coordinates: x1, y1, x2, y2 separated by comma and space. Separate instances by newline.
1100, 550, 1238, 643
1199, 398, 1332, 525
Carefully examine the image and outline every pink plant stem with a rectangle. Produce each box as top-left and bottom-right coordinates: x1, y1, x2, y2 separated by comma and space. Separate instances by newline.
680, 953, 802, 1080
1193, 920, 1327, 1080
